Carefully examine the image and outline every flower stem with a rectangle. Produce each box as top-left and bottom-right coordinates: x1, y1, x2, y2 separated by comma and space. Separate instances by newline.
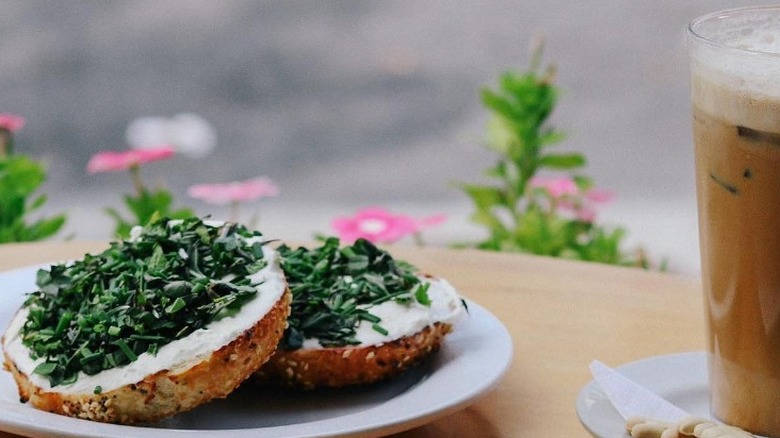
229, 201, 240, 223
129, 164, 145, 195
0, 130, 11, 158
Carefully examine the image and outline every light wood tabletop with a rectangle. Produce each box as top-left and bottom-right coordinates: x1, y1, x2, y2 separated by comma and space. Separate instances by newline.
0, 241, 705, 437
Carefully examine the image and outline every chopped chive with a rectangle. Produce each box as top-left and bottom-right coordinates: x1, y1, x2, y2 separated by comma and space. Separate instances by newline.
104, 353, 117, 368
361, 313, 381, 323
54, 311, 73, 335
164, 297, 186, 314
278, 237, 425, 350
115, 340, 137, 362
60, 374, 78, 386
128, 334, 166, 342
371, 323, 389, 336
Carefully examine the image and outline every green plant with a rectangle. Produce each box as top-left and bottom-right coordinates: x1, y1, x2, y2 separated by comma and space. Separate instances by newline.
461, 48, 648, 267
0, 116, 66, 243
107, 187, 194, 239
87, 146, 194, 238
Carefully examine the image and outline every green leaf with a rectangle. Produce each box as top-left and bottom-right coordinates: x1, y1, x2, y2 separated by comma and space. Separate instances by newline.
32, 362, 57, 376
109, 186, 194, 238
461, 184, 506, 210
164, 297, 187, 314
573, 175, 594, 191
22, 216, 66, 241
28, 194, 47, 211
484, 117, 514, 154
168, 208, 195, 220
483, 160, 508, 179
0, 156, 45, 197
415, 283, 432, 306
480, 88, 520, 123
538, 153, 586, 170
0, 155, 66, 242
470, 209, 509, 238
539, 129, 566, 147
105, 206, 134, 238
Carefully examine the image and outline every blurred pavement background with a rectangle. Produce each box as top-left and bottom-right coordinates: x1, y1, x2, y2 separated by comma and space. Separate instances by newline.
0, 1, 760, 276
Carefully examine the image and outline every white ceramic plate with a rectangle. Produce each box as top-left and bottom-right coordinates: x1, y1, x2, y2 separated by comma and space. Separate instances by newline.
0, 264, 513, 438
576, 352, 710, 437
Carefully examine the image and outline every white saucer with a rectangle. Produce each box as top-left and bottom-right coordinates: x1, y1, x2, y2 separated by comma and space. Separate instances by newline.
576, 352, 711, 437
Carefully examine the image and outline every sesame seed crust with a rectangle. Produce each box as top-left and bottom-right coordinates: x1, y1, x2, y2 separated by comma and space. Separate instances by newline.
254, 322, 453, 390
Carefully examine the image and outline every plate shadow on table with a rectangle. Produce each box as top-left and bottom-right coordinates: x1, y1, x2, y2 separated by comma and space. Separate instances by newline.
156, 360, 437, 430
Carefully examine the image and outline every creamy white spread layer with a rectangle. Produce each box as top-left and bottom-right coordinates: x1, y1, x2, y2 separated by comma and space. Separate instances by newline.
2, 244, 286, 395
301, 277, 466, 349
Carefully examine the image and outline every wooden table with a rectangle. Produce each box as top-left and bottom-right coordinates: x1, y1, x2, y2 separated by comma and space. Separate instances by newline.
0, 241, 705, 437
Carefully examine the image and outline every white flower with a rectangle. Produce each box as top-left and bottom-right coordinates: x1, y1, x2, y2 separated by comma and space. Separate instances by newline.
125, 113, 216, 159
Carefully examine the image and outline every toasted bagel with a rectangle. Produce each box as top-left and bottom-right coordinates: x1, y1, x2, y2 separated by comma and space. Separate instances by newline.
3, 289, 290, 423
255, 238, 467, 389
2, 218, 291, 424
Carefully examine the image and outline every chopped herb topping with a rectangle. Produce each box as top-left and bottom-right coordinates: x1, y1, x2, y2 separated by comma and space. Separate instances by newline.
21, 217, 268, 387
278, 237, 430, 350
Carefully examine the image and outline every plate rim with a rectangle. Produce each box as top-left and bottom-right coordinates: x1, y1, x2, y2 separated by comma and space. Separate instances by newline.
0, 264, 514, 438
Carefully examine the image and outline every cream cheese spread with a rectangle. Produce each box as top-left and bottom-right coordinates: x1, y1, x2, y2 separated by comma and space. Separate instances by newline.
301, 277, 466, 349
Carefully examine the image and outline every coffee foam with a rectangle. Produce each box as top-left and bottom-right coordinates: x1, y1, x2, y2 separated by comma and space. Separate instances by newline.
692, 74, 780, 134
691, 30, 780, 132
690, 11, 780, 131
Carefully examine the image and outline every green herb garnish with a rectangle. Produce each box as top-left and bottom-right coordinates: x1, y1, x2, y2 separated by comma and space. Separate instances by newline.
21, 217, 268, 387
278, 237, 429, 350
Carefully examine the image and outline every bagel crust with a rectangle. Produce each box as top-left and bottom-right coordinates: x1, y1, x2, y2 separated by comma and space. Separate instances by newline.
255, 322, 452, 390
3, 288, 291, 424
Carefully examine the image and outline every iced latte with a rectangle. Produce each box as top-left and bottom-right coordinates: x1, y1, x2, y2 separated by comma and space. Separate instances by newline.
690, 7, 780, 436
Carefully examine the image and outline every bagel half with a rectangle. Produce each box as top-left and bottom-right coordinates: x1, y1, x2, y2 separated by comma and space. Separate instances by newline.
3, 290, 289, 423
255, 238, 467, 389
2, 218, 290, 424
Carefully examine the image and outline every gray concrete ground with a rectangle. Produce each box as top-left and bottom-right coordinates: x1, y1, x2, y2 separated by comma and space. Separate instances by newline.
1, 1, 760, 276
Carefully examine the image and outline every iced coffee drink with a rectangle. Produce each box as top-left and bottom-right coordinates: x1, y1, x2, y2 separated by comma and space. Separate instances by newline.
690, 7, 780, 436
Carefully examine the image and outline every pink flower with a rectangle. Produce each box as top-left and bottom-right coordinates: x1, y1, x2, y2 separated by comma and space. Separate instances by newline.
0, 113, 25, 132
417, 213, 447, 228
530, 176, 579, 198
87, 146, 175, 173
585, 188, 615, 204
187, 177, 279, 205
558, 189, 615, 223
332, 207, 446, 244
575, 205, 597, 223
531, 175, 615, 223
